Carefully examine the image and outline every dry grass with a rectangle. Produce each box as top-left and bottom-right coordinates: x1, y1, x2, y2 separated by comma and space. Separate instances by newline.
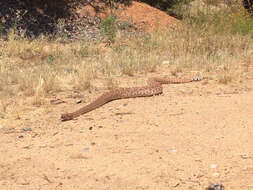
0, 1, 252, 106
106, 77, 119, 90
0, 100, 7, 118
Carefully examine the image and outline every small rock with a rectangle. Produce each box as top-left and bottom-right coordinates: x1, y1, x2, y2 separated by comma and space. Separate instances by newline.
52, 132, 58, 136
89, 127, 93, 130
240, 154, 251, 159
50, 99, 64, 105
76, 99, 82, 104
206, 183, 224, 190
23, 127, 31, 131
162, 60, 170, 65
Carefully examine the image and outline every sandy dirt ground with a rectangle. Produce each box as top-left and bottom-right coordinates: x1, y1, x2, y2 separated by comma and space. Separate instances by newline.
0, 74, 253, 190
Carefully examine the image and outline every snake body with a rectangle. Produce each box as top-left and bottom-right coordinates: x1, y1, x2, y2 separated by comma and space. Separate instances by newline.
61, 76, 201, 121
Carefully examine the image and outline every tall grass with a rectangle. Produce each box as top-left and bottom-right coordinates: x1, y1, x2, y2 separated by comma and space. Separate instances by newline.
0, 0, 252, 108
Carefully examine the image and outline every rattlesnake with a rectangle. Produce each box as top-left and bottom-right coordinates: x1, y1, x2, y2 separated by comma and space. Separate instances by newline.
61, 76, 202, 121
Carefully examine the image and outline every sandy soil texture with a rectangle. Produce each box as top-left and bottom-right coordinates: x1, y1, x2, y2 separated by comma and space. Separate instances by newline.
0, 77, 253, 190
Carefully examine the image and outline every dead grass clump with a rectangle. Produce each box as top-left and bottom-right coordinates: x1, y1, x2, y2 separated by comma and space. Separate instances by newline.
71, 63, 97, 91
3, 24, 250, 100
0, 29, 103, 102
180, 0, 253, 36
109, 36, 166, 76
218, 72, 233, 84
105, 77, 119, 90
0, 100, 7, 118
0, 2, 253, 106
6, 29, 44, 60
115, 51, 158, 76
31, 76, 47, 106
17, 66, 60, 97
0, 63, 18, 97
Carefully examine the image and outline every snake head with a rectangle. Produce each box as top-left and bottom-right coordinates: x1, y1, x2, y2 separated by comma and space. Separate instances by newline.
61, 113, 74, 121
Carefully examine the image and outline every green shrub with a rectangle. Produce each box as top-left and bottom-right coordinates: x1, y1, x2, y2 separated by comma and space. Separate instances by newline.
101, 15, 117, 43
180, 2, 253, 36
229, 8, 253, 35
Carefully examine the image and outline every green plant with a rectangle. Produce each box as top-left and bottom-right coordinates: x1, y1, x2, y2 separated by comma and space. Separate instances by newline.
229, 10, 253, 35
101, 15, 117, 43
47, 55, 55, 64
179, 1, 253, 36
167, 0, 194, 19
118, 20, 134, 31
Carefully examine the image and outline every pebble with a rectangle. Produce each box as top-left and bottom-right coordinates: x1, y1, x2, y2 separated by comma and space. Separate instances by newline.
240, 154, 251, 159
23, 127, 31, 131
52, 132, 58, 136
206, 183, 224, 190
76, 99, 82, 104
162, 60, 170, 65
50, 99, 64, 105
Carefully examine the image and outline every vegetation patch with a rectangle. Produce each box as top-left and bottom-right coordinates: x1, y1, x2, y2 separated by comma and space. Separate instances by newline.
0, 0, 252, 111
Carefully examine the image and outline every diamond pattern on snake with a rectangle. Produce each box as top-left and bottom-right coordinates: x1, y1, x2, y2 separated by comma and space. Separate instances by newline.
61, 76, 202, 121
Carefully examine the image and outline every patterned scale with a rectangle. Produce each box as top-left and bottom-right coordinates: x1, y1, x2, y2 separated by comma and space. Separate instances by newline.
61, 76, 201, 121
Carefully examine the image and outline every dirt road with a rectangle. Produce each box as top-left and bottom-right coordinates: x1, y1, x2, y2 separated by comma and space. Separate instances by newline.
0, 80, 253, 189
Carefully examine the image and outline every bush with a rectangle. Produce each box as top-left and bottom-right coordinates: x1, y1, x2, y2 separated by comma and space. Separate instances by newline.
180, 1, 253, 36
101, 15, 117, 43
